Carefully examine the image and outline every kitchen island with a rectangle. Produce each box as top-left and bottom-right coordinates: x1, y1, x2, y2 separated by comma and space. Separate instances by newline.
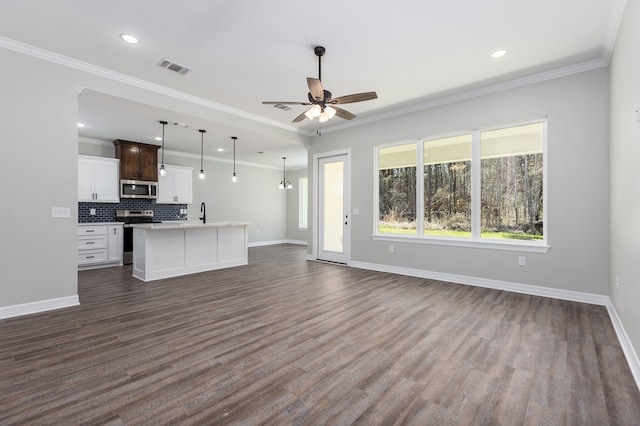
130, 222, 250, 282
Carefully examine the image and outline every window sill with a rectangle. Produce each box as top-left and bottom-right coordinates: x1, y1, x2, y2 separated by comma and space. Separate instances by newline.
371, 233, 550, 253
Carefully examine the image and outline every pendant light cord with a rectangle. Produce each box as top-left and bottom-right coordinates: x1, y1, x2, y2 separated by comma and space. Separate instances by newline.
159, 120, 167, 165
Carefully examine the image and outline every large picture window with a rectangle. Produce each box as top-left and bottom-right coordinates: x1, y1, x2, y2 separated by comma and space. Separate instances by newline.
480, 123, 544, 240
376, 120, 546, 248
378, 143, 417, 235
424, 134, 471, 238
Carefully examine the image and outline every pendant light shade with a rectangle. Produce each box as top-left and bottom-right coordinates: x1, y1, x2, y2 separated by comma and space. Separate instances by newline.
198, 129, 206, 180
279, 156, 292, 190
159, 120, 167, 177
231, 136, 238, 182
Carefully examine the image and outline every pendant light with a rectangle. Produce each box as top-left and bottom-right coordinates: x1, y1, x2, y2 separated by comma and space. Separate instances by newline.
159, 120, 167, 176
279, 156, 293, 189
198, 129, 206, 180
231, 136, 238, 182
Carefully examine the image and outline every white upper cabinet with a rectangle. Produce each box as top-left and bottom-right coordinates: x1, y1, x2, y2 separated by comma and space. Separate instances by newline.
157, 165, 193, 204
78, 156, 119, 203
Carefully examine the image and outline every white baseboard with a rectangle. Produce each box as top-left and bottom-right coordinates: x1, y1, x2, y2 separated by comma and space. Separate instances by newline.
249, 239, 307, 247
285, 239, 307, 246
605, 301, 640, 391
349, 260, 639, 391
349, 260, 610, 305
0, 295, 79, 320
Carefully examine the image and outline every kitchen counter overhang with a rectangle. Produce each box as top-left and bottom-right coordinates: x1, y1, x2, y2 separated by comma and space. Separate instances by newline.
130, 222, 251, 282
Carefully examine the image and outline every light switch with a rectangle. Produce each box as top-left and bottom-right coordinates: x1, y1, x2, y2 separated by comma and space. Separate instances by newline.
51, 207, 71, 218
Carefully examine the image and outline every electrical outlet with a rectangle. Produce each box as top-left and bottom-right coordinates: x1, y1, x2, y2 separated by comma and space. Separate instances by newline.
389, 244, 395, 253
518, 256, 526, 266
89, 208, 96, 216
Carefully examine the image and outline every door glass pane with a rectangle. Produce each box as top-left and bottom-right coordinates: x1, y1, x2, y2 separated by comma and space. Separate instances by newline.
323, 161, 344, 253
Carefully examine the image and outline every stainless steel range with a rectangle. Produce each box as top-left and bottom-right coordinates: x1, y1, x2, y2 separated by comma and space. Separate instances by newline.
116, 210, 160, 265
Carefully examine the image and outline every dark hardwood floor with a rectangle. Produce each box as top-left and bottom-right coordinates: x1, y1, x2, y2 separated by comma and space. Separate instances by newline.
1, 244, 639, 425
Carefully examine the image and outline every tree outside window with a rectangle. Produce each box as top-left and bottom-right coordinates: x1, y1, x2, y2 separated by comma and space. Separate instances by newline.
424, 135, 471, 237
480, 123, 544, 240
378, 143, 417, 234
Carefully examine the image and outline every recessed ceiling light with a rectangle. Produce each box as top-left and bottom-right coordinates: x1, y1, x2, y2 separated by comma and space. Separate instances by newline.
491, 50, 507, 58
77, 122, 85, 128
217, 148, 224, 152
154, 136, 162, 141
120, 34, 139, 44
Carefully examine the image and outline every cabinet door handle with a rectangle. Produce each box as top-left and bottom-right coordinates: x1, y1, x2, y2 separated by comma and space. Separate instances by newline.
86, 241, 95, 245
85, 230, 95, 233
86, 256, 95, 259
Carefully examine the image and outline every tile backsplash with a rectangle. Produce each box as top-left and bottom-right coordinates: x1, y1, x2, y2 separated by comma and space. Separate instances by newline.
78, 199, 187, 223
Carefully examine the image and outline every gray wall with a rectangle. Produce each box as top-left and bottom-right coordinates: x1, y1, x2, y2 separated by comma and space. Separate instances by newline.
0, 48, 80, 306
308, 68, 610, 295
609, 0, 640, 363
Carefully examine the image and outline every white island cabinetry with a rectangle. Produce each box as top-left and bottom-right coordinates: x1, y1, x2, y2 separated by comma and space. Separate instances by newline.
131, 222, 249, 282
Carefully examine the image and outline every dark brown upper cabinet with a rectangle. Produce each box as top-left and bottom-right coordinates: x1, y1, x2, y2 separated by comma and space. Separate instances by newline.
113, 140, 160, 181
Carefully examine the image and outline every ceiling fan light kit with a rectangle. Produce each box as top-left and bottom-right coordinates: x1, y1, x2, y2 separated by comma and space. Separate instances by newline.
262, 46, 377, 124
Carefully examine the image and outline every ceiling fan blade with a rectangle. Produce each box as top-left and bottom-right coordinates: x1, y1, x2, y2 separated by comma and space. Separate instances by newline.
329, 91, 378, 105
262, 101, 311, 105
292, 110, 309, 122
307, 77, 325, 101
332, 106, 357, 120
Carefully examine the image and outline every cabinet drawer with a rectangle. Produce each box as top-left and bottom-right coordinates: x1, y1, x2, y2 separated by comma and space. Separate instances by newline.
77, 235, 108, 250
77, 249, 108, 265
78, 226, 108, 236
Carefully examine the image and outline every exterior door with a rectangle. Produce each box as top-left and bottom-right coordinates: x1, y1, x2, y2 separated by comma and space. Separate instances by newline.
317, 154, 350, 263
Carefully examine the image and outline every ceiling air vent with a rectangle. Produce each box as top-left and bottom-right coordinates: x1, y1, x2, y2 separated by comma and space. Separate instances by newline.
274, 104, 292, 111
158, 58, 191, 75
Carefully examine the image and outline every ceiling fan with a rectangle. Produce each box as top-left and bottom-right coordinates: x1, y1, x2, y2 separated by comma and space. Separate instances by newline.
262, 46, 378, 123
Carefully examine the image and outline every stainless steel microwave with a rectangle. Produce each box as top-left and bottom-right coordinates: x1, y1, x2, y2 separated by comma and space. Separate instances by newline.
120, 180, 157, 199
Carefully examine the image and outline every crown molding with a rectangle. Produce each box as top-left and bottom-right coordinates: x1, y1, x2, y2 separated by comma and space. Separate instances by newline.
321, 58, 609, 135
0, 35, 610, 140
603, 0, 629, 64
0, 35, 308, 136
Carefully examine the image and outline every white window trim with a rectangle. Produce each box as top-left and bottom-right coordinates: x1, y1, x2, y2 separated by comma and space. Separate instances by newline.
371, 233, 550, 253
374, 118, 548, 252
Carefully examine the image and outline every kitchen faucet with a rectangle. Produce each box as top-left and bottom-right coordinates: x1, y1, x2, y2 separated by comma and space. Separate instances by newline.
200, 202, 206, 224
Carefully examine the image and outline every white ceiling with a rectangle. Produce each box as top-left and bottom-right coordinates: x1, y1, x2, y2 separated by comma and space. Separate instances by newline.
0, 0, 627, 168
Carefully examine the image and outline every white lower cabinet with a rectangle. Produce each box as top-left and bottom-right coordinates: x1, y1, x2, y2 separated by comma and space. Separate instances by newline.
78, 224, 123, 269
107, 225, 123, 262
